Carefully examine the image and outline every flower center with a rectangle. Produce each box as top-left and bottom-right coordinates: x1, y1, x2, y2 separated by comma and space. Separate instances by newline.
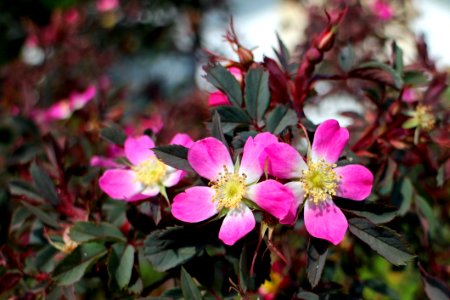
132, 157, 167, 186
300, 159, 339, 204
415, 105, 435, 131
210, 166, 247, 210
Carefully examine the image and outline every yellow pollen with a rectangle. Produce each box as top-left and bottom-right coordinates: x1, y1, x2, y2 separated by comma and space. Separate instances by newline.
210, 166, 247, 210
300, 159, 339, 204
132, 157, 167, 186
414, 105, 435, 131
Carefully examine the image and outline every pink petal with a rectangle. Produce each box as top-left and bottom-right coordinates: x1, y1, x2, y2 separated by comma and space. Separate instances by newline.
218, 205, 255, 245
228, 67, 243, 82
170, 133, 194, 148
99, 169, 147, 201
280, 181, 305, 225
335, 165, 373, 200
90, 155, 123, 168
124, 135, 155, 165
141, 185, 160, 197
265, 142, 306, 179
304, 199, 348, 245
246, 179, 294, 220
45, 101, 72, 121
188, 137, 233, 181
208, 91, 231, 107
240, 132, 279, 184
171, 187, 218, 222
312, 119, 349, 163
162, 169, 185, 187
70, 85, 96, 110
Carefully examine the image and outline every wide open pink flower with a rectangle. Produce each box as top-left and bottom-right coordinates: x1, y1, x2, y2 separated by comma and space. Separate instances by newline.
99, 133, 193, 201
265, 119, 373, 245
171, 133, 295, 245
208, 67, 242, 107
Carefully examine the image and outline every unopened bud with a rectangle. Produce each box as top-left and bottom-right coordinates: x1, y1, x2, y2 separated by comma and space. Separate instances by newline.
237, 47, 254, 65
305, 48, 323, 64
317, 28, 336, 51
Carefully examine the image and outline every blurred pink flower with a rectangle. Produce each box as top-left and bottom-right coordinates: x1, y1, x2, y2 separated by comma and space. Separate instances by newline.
402, 87, 418, 103
97, 0, 119, 12
99, 133, 193, 201
372, 0, 393, 21
171, 133, 295, 245
265, 119, 374, 245
208, 67, 242, 107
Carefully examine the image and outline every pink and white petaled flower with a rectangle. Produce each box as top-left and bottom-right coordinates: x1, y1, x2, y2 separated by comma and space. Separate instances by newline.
265, 119, 374, 245
99, 133, 193, 201
171, 133, 295, 246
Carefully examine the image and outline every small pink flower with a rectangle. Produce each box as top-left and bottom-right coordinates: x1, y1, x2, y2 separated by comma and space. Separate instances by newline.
69, 85, 97, 110
99, 133, 193, 201
208, 67, 242, 107
265, 119, 373, 245
97, 0, 119, 12
171, 133, 295, 245
402, 87, 418, 103
372, 0, 393, 21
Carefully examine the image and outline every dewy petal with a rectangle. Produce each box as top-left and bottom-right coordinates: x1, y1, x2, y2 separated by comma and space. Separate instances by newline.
240, 132, 279, 184
335, 165, 374, 200
246, 179, 294, 220
218, 204, 255, 246
188, 137, 233, 181
124, 135, 155, 165
280, 181, 305, 225
304, 198, 348, 245
170, 133, 194, 148
99, 169, 146, 201
171, 187, 218, 223
208, 91, 231, 107
265, 142, 307, 179
311, 119, 349, 163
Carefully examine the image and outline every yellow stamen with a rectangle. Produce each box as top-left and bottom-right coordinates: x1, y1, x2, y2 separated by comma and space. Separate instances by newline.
301, 159, 339, 204
210, 166, 247, 210
133, 157, 167, 186
415, 105, 435, 131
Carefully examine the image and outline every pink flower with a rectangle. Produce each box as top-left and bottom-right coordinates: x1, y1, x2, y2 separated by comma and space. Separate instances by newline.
171, 133, 295, 245
69, 85, 97, 110
372, 0, 393, 21
208, 67, 242, 107
265, 119, 373, 245
99, 133, 194, 201
97, 0, 119, 12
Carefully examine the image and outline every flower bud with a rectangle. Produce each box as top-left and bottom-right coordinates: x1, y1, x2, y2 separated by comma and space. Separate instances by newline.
237, 46, 254, 66
317, 28, 336, 52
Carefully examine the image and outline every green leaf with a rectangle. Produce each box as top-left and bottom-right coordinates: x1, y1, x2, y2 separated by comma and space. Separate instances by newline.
9, 179, 44, 202
398, 177, 414, 216
352, 61, 403, 89
392, 42, 404, 76
297, 290, 320, 300
338, 45, 355, 72
53, 243, 108, 286
152, 145, 193, 173
69, 221, 126, 243
265, 105, 298, 134
419, 264, 450, 300
30, 162, 60, 206
307, 238, 329, 288
100, 124, 126, 146
337, 199, 398, 224
138, 247, 166, 288
115, 244, 135, 289
403, 71, 428, 85
204, 64, 243, 107
211, 110, 228, 148
415, 195, 437, 238
21, 201, 60, 229
216, 106, 251, 124
181, 267, 203, 300
274, 32, 290, 70
348, 218, 415, 265
143, 226, 207, 272
244, 66, 270, 121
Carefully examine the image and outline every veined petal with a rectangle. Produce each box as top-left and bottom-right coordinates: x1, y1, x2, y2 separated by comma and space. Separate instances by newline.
335, 165, 373, 200
311, 119, 349, 163
171, 187, 218, 222
170, 133, 194, 148
304, 198, 348, 245
188, 137, 233, 181
240, 132, 279, 184
246, 179, 294, 220
99, 169, 146, 201
265, 142, 306, 179
219, 204, 255, 245
280, 181, 305, 225
124, 135, 155, 165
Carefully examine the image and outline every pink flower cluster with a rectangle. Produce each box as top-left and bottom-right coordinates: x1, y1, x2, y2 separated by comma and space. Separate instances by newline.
98, 119, 373, 246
